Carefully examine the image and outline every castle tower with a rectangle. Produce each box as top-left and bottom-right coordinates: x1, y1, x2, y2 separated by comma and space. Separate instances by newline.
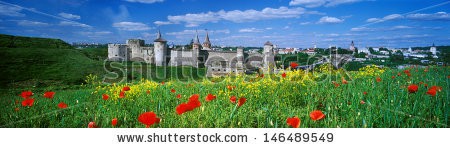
154, 30, 167, 66
263, 41, 275, 73
202, 30, 211, 49
192, 30, 201, 67
236, 47, 244, 74
127, 39, 145, 61
349, 41, 355, 51
430, 43, 437, 55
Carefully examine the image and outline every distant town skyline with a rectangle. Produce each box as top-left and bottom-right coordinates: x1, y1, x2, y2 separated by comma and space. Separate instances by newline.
0, 0, 449, 48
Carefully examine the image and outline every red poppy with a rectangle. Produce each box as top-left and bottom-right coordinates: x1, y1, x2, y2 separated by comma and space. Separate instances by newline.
391, 76, 395, 79
406, 73, 411, 77
88, 122, 96, 128
57, 102, 68, 109
424, 84, 428, 88
188, 95, 201, 109
363, 91, 367, 95
407, 84, 419, 93
138, 112, 160, 128
111, 118, 118, 127
20, 91, 33, 99
419, 81, 424, 85
290, 62, 299, 69
238, 97, 246, 107
310, 110, 325, 121
146, 90, 150, 94
397, 73, 401, 76
376, 77, 381, 82
332, 81, 339, 87
227, 85, 236, 91
286, 116, 301, 128
122, 86, 131, 91
281, 73, 286, 78
43, 91, 55, 99
102, 94, 109, 100
170, 88, 176, 93
342, 79, 348, 84
176, 94, 201, 115
260, 74, 264, 78
403, 70, 410, 74
360, 100, 366, 104
161, 81, 165, 85
447, 75, 450, 79
21, 98, 34, 107
14, 108, 19, 111
426, 88, 437, 96
176, 94, 181, 99
119, 91, 125, 98
430, 86, 442, 92
230, 96, 237, 103
205, 94, 216, 101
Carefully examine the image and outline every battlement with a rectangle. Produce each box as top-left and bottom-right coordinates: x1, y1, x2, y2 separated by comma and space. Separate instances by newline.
126, 39, 145, 46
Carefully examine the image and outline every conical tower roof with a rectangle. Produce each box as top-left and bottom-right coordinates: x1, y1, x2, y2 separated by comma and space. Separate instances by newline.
154, 30, 167, 42
203, 30, 210, 44
193, 30, 201, 45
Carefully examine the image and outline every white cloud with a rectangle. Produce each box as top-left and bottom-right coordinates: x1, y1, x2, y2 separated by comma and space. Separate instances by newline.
366, 12, 450, 23
77, 31, 113, 38
366, 14, 403, 23
0, 3, 25, 17
406, 12, 450, 21
350, 27, 374, 32
112, 22, 151, 31
239, 28, 263, 33
59, 21, 92, 28
156, 7, 307, 27
58, 12, 81, 20
166, 29, 230, 36
123, 0, 164, 4
289, 0, 364, 8
154, 21, 173, 26
265, 27, 273, 30
317, 16, 344, 24
300, 22, 311, 25
17, 20, 50, 27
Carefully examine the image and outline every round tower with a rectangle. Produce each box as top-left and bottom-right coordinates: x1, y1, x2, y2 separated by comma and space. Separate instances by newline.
154, 30, 167, 66
263, 41, 275, 73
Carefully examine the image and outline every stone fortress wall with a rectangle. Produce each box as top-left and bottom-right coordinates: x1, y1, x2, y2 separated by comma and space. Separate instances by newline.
107, 30, 275, 76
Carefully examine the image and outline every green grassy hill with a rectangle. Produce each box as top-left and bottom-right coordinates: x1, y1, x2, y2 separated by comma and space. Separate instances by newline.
0, 34, 105, 88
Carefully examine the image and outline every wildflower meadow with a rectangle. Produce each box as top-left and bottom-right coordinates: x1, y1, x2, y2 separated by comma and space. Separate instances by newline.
1, 64, 448, 128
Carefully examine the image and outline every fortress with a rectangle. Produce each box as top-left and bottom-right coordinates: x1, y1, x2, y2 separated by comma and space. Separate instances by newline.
107, 30, 275, 76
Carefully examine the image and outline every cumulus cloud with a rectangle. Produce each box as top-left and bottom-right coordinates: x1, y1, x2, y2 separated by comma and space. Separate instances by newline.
17, 20, 50, 27
58, 12, 81, 20
317, 16, 344, 24
112, 22, 151, 31
289, 0, 364, 8
0, 3, 25, 17
155, 7, 307, 27
123, 0, 164, 4
239, 28, 263, 33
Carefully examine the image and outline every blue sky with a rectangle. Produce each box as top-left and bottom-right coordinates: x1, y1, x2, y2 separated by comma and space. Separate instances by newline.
0, 0, 449, 48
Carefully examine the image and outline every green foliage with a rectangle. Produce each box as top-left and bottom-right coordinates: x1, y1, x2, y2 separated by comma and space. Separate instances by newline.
0, 34, 72, 49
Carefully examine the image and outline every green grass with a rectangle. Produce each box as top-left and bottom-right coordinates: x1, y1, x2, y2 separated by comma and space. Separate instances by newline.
0, 66, 448, 128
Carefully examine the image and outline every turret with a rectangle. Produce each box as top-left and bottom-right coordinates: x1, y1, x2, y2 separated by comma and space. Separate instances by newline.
202, 30, 211, 49
263, 41, 275, 73
154, 30, 167, 66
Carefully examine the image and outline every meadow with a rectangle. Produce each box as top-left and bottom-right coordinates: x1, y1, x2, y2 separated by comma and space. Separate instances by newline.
0, 64, 448, 128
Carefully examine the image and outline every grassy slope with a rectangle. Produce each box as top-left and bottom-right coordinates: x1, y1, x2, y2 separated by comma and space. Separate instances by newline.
0, 34, 105, 88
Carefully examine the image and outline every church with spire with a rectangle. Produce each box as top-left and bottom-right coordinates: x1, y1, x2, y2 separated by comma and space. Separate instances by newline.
107, 30, 276, 76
